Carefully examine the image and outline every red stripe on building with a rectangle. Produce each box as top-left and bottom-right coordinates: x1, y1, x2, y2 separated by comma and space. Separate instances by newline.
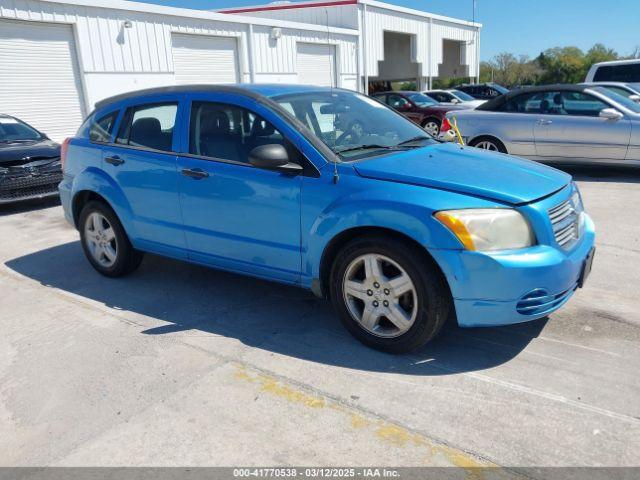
221, 0, 357, 14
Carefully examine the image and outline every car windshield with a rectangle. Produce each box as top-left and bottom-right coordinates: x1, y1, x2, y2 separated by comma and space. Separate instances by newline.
492, 84, 509, 94
593, 86, 640, 114
630, 83, 640, 92
0, 117, 42, 142
274, 90, 437, 160
406, 93, 437, 107
449, 90, 475, 102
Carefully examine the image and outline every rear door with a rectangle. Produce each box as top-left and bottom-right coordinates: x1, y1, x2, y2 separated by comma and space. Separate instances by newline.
533, 90, 631, 161
102, 97, 187, 256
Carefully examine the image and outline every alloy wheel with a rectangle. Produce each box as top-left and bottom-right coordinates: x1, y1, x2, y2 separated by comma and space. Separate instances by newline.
84, 212, 118, 268
342, 254, 418, 338
474, 140, 499, 151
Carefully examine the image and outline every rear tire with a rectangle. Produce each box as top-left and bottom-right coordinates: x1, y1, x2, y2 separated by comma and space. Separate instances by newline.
329, 236, 451, 354
79, 200, 143, 277
469, 136, 507, 153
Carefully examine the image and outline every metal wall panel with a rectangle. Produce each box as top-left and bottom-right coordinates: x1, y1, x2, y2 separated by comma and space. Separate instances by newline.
0, 18, 85, 141
0, 0, 357, 80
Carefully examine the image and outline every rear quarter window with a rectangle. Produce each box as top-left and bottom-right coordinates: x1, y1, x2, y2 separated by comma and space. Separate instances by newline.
89, 111, 119, 143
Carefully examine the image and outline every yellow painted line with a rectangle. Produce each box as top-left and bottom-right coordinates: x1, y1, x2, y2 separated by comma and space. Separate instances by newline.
233, 364, 514, 476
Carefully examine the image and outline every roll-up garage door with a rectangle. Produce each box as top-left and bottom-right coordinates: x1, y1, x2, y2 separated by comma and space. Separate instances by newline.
296, 43, 337, 87
172, 33, 239, 85
0, 20, 86, 142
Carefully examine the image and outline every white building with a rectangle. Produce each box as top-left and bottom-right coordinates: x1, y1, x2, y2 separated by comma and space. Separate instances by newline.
0, 0, 480, 141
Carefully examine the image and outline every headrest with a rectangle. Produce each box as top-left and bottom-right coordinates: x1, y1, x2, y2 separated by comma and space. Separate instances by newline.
131, 117, 161, 137
540, 99, 550, 113
252, 118, 275, 137
200, 109, 230, 134
553, 93, 563, 105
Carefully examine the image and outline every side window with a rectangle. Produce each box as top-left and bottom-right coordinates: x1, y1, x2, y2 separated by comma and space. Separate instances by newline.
189, 101, 285, 164
556, 91, 609, 117
116, 102, 178, 152
431, 92, 447, 102
387, 94, 410, 109
502, 92, 547, 113
89, 111, 119, 143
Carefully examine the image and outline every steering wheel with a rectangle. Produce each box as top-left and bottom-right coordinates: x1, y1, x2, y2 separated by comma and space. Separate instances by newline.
335, 120, 365, 146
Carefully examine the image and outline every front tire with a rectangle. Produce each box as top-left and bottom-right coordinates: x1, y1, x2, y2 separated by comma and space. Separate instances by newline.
79, 200, 143, 277
422, 118, 441, 137
329, 236, 451, 354
469, 136, 507, 153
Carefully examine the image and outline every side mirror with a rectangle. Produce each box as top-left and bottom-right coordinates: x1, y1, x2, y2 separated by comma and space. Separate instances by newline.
451, 98, 461, 104
599, 108, 624, 120
629, 94, 640, 103
249, 144, 303, 174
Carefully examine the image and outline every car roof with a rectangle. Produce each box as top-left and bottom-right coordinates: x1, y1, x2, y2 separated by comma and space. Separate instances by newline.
94, 83, 339, 110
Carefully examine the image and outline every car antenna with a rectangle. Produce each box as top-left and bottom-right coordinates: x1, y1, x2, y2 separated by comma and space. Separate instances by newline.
326, 7, 339, 184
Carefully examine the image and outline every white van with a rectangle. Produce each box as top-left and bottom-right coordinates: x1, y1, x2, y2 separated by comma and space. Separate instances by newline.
585, 59, 640, 83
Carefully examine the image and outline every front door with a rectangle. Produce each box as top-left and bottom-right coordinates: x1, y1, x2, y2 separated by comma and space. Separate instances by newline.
104, 99, 187, 256
176, 97, 302, 283
533, 90, 631, 161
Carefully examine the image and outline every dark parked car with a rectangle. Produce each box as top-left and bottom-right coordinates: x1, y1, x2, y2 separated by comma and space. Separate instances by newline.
0, 115, 62, 204
455, 83, 509, 100
371, 91, 468, 136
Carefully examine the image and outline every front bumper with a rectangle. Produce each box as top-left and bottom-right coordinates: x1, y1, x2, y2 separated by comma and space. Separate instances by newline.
0, 171, 62, 204
431, 213, 595, 327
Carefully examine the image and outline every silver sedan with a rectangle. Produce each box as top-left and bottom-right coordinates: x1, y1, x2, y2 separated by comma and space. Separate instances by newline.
442, 85, 640, 166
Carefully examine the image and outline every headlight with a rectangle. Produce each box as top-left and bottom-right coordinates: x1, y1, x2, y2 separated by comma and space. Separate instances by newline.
434, 208, 534, 251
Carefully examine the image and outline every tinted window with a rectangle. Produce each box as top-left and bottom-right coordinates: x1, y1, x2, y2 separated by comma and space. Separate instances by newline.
428, 92, 450, 102
89, 111, 118, 143
407, 93, 437, 107
116, 103, 177, 152
386, 94, 411, 109
189, 102, 285, 164
593, 63, 640, 83
449, 90, 475, 101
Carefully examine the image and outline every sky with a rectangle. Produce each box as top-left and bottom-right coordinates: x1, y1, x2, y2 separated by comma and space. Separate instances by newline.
138, 0, 640, 61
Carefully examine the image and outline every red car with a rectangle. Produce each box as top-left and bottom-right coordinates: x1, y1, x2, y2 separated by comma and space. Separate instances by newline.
371, 91, 469, 136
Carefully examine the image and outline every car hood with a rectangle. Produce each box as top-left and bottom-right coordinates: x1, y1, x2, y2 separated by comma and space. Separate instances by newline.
0, 139, 60, 165
352, 143, 571, 205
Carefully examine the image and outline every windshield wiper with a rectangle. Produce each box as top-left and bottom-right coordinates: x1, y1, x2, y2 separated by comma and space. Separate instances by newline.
396, 136, 432, 146
334, 144, 398, 155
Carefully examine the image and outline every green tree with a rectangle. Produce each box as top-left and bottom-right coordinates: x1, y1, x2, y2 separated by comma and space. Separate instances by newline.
536, 46, 585, 84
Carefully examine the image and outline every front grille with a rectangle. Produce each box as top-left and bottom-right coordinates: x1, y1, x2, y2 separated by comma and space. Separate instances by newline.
516, 286, 577, 316
548, 193, 583, 249
0, 172, 62, 201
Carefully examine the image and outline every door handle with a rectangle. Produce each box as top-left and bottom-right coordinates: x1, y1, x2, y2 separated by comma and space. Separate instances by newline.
537, 119, 553, 126
181, 168, 209, 179
105, 155, 125, 166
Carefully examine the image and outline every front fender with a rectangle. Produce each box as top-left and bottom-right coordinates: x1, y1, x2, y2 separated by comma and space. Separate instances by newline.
71, 167, 138, 239
304, 189, 466, 284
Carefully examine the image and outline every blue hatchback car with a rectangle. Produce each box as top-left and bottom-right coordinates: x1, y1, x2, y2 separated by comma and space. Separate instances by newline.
59, 84, 595, 353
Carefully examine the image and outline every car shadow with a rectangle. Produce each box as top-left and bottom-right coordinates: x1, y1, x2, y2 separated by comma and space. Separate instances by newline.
5, 241, 547, 376
555, 164, 640, 184
0, 196, 60, 216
